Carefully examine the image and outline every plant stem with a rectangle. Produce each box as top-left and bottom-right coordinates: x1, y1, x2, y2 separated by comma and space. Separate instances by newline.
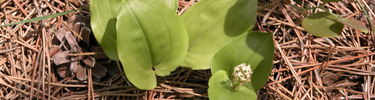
356, 0, 375, 33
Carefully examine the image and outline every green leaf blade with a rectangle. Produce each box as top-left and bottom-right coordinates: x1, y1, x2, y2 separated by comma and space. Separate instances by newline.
90, 0, 122, 60
0, 8, 80, 28
302, 12, 344, 38
211, 32, 274, 91
117, 0, 188, 89
208, 70, 257, 100
160, 0, 178, 11
181, 0, 258, 70
336, 18, 369, 33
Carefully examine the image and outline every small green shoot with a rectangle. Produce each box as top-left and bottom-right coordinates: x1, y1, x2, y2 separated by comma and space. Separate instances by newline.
302, 12, 344, 37
301, 0, 369, 37
0, 8, 82, 28
302, 12, 369, 37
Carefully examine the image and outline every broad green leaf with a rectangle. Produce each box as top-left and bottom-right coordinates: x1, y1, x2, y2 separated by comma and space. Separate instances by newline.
133, 0, 178, 11
336, 17, 369, 33
302, 12, 344, 37
211, 32, 274, 91
90, 0, 122, 60
0, 8, 81, 28
116, 0, 188, 89
208, 70, 257, 100
181, 0, 257, 70
109, 0, 122, 17
322, 0, 341, 3
160, 0, 178, 11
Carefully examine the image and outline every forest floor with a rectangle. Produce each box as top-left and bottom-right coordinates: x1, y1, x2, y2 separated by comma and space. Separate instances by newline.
0, 0, 374, 99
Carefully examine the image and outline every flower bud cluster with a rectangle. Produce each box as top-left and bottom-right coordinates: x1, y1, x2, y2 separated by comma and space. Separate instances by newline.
232, 63, 253, 85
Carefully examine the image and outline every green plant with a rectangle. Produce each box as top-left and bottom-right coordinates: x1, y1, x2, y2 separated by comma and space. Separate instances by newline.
208, 32, 274, 100
90, 0, 179, 61
301, 0, 369, 37
0, 0, 369, 99
115, 0, 188, 89
90, 0, 264, 89
181, 0, 258, 70
91, 0, 274, 99
90, 0, 121, 60
91, 0, 186, 90
1, 0, 274, 99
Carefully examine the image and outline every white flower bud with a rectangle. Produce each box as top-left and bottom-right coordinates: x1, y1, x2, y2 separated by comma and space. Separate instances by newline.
232, 63, 253, 85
